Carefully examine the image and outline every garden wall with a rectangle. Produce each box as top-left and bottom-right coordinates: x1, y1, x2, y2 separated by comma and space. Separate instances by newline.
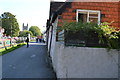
51, 42, 119, 78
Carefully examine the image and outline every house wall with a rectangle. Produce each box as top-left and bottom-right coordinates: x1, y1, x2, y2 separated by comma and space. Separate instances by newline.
52, 42, 119, 78
58, 2, 120, 28
119, 1, 120, 28
47, 26, 52, 52
50, 18, 58, 60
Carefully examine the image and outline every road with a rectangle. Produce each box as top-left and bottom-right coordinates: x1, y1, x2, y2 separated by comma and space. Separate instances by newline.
2, 42, 56, 79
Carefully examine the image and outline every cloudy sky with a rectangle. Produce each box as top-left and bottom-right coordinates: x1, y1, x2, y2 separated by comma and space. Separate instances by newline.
0, 0, 66, 33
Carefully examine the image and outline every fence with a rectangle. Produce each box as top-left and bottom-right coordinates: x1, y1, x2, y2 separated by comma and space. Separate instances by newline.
57, 30, 101, 47
0, 37, 26, 48
0, 37, 36, 48
57, 30, 64, 42
0, 39, 11, 48
57, 30, 120, 48
65, 31, 101, 47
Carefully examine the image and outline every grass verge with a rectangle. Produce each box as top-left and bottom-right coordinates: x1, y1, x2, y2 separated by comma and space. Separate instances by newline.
0, 43, 26, 56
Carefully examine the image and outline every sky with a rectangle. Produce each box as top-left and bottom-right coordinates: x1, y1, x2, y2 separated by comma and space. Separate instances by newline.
0, 0, 66, 33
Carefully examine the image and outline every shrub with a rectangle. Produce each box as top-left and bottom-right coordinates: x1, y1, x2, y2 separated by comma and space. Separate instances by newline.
16, 40, 25, 43
98, 22, 120, 49
59, 21, 120, 49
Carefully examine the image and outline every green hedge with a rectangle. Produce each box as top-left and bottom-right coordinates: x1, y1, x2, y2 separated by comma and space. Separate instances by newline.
60, 21, 120, 49
0, 43, 26, 56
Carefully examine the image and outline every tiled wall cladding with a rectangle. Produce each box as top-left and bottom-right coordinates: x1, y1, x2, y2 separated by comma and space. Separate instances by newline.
58, 2, 120, 28
118, 1, 120, 27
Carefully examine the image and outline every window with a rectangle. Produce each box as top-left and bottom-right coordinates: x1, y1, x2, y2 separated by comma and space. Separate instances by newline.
76, 9, 100, 24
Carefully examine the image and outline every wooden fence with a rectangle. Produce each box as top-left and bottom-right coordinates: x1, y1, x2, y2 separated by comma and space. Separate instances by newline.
58, 30, 64, 42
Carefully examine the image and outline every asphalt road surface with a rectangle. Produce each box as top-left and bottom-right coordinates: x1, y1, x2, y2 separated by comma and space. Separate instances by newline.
2, 42, 56, 79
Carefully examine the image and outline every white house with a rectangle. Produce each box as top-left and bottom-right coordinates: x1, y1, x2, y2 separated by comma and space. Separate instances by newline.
46, 0, 120, 79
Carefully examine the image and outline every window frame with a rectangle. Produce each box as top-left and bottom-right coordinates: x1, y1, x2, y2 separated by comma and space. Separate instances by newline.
76, 9, 101, 24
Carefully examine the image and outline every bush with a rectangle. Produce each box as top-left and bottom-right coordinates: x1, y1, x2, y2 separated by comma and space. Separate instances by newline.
98, 22, 120, 49
60, 21, 120, 49
0, 43, 26, 56
16, 40, 25, 43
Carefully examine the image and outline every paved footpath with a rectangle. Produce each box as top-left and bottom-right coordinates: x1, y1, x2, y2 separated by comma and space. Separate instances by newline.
2, 42, 56, 79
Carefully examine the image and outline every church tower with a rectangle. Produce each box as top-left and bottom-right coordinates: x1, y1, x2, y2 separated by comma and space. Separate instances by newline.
22, 23, 28, 31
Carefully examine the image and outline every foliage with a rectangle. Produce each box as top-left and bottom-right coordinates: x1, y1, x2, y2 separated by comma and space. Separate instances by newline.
19, 30, 33, 37
60, 21, 120, 49
97, 22, 120, 49
61, 21, 98, 33
1, 12, 20, 37
29, 26, 41, 36
16, 39, 25, 43
60, 21, 98, 38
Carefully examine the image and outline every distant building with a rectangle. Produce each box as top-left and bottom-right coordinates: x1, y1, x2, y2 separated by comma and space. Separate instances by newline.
22, 23, 28, 31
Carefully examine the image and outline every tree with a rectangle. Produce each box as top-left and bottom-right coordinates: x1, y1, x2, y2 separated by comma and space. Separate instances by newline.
19, 30, 33, 37
29, 26, 41, 36
1, 12, 20, 37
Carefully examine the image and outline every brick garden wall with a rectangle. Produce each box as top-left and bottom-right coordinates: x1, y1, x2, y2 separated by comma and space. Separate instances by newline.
58, 2, 120, 28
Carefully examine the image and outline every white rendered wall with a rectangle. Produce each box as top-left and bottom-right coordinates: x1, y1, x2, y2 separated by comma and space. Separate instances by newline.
52, 42, 119, 78
47, 26, 52, 52
50, 18, 58, 58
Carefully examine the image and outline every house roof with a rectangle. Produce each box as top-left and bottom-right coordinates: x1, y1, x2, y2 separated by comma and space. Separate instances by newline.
49, 1, 71, 23
47, 1, 64, 29
67, 0, 120, 2
49, 1, 65, 17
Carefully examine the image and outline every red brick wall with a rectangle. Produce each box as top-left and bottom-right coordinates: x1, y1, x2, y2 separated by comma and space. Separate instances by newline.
58, 2, 120, 28
118, 1, 120, 29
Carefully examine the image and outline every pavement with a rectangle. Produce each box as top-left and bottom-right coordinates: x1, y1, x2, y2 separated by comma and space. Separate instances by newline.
2, 42, 56, 79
